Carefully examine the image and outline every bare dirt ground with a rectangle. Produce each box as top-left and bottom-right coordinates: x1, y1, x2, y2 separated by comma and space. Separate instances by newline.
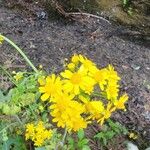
0, 1, 150, 149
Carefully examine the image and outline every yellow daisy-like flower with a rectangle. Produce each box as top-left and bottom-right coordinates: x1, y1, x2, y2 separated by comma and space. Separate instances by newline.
104, 65, 120, 101
89, 66, 109, 90
105, 82, 119, 100
78, 55, 96, 71
61, 67, 94, 95
0, 35, 4, 44
107, 65, 120, 82
39, 74, 62, 101
98, 103, 116, 125
71, 54, 95, 72
50, 93, 87, 131
85, 101, 104, 120
114, 93, 128, 110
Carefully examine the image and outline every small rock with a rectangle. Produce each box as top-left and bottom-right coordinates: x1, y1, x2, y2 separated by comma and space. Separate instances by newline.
127, 142, 139, 150
37, 11, 47, 20
131, 64, 141, 70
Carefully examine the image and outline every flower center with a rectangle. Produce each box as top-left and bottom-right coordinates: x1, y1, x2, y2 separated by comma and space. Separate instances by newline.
71, 73, 82, 84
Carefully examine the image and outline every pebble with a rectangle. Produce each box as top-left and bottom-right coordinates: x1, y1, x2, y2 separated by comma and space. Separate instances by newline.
127, 142, 139, 150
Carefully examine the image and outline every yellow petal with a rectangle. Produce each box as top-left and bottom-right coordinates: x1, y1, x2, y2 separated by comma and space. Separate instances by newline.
41, 93, 49, 101
61, 70, 72, 78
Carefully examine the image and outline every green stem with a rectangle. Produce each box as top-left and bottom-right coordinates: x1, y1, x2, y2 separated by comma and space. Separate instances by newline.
0, 34, 38, 73
55, 128, 67, 150
14, 115, 23, 125
62, 128, 67, 145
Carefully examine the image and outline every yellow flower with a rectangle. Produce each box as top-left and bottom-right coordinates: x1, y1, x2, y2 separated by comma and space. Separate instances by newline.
98, 103, 116, 125
85, 101, 104, 120
14, 72, 24, 81
114, 94, 128, 110
0, 35, 4, 44
71, 54, 95, 72
25, 123, 35, 140
25, 121, 53, 147
50, 92, 87, 131
129, 132, 138, 139
39, 74, 62, 101
89, 66, 109, 90
107, 65, 120, 82
106, 82, 119, 100
35, 121, 45, 133
79, 55, 95, 71
34, 136, 44, 147
61, 67, 94, 95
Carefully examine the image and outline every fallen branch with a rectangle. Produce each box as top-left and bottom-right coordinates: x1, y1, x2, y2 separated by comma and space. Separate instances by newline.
51, 0, 111, 24
67, 12, 111, 24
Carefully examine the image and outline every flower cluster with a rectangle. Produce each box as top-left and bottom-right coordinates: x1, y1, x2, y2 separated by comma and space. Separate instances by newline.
38, 54, 128, 131
25, 121, 52, 147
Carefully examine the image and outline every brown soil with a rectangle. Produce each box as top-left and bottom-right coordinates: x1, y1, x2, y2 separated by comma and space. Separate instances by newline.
0, 0, 150, 149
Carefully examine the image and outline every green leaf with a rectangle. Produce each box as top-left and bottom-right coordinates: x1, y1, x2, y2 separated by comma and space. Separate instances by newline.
94, 132, 104, 139
68, 137, 75, 146
102, 137, 107, 146
35, 147, 46, 150
0, 89, 13, 103
82, 145, 91, 150
105, 131, 116, 139
77, 129, 85, 140
123, 0, 129, 5
2, 136, 26, 150
78, 139, 89, 147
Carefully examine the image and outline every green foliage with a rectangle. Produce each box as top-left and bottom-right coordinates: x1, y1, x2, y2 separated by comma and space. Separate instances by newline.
67, 129, 91, 150
94, 119, 128, 146
122, 0, 129, 6
0, 122, 26, 150
0, 73, 39, 115
0, 136, 26, 150
121, 0, 133, 15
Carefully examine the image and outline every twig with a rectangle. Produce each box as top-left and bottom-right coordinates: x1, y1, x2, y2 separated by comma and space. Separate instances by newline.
51, 0, 111, 24
67, 12, 111, 24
